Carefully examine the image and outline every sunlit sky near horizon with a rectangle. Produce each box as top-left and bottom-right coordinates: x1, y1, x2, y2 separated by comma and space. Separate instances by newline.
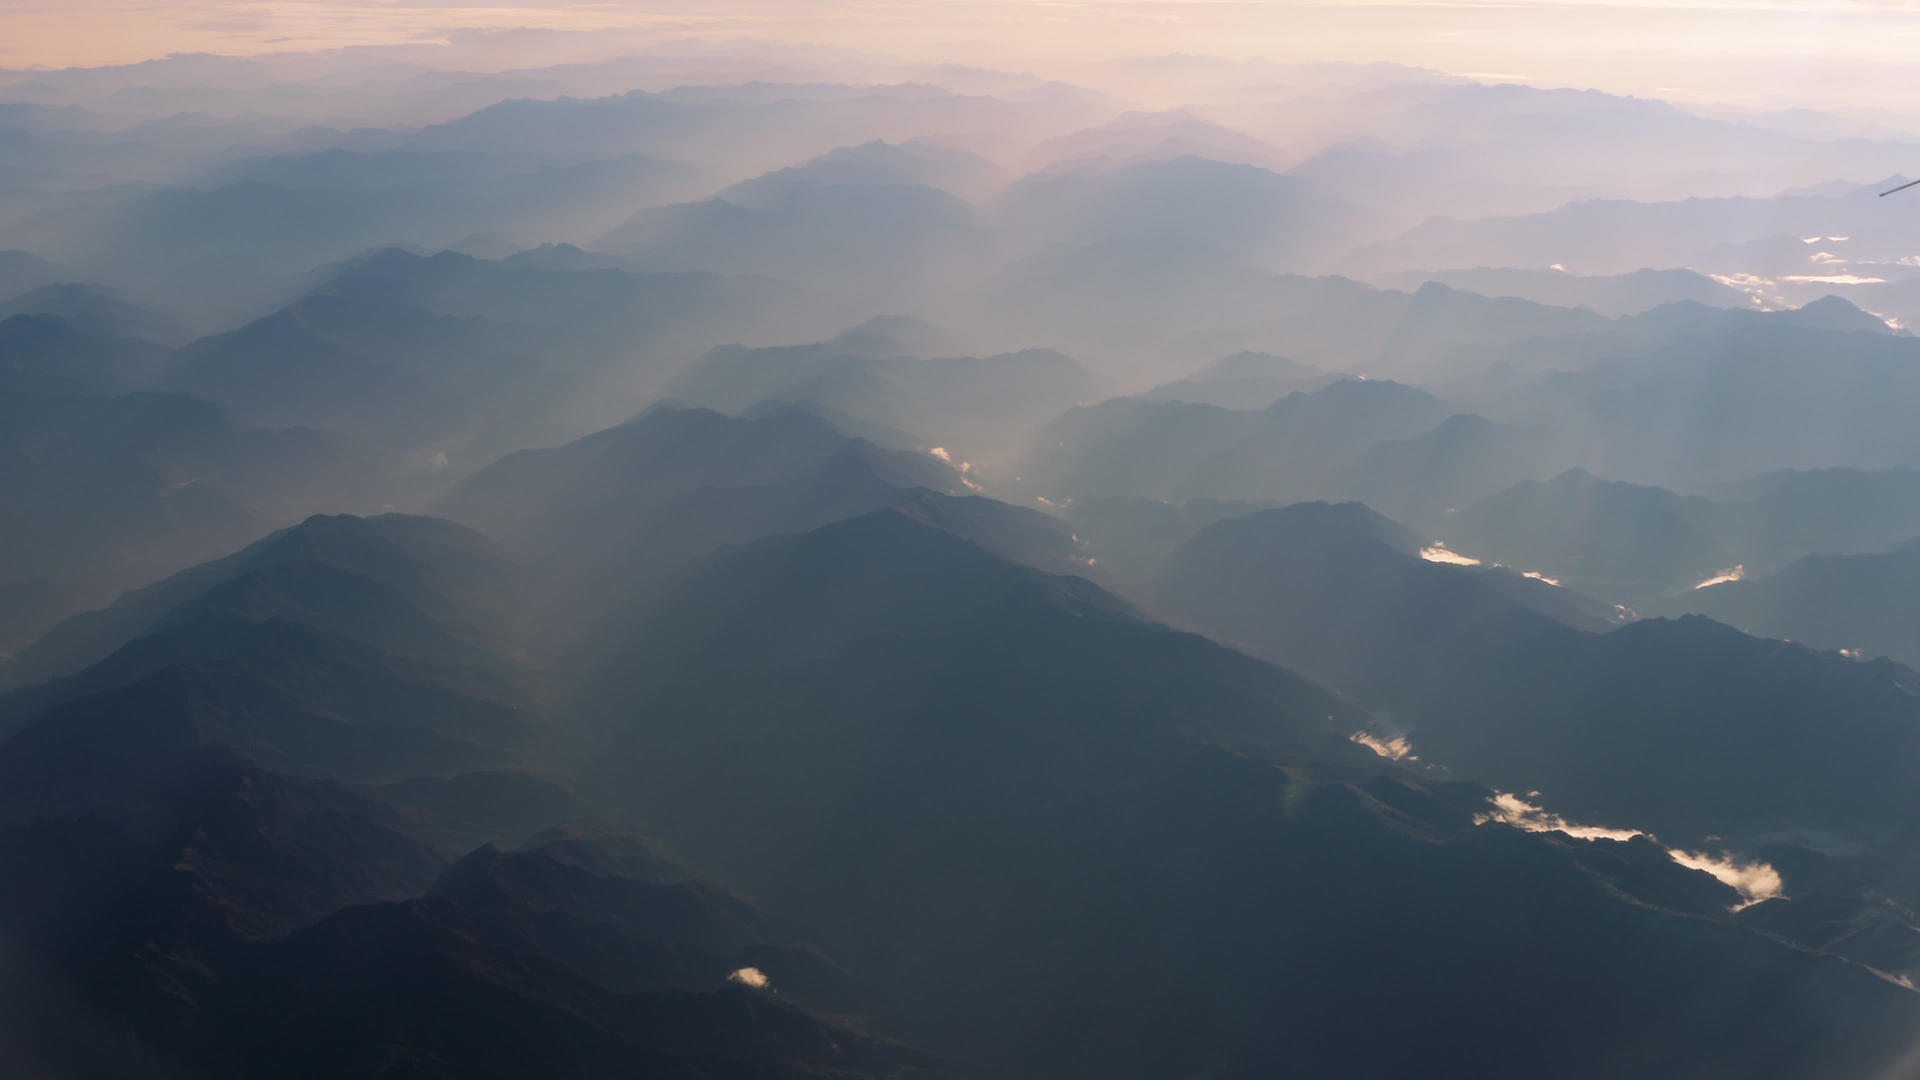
8, 0, 1920, 111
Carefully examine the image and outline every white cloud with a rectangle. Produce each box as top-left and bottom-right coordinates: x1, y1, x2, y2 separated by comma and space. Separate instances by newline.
728, 966, 771, 989
1420, 543, 1482, 566
1477, 791, 1787, 911
1694, 565, 1745, 589
1351, 730, 1416, 760
1477, 791, 1646, 842
1668, 849, 1785, 909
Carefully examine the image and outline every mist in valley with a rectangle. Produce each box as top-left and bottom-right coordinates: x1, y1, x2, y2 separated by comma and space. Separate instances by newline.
7, 3, 1920, 1077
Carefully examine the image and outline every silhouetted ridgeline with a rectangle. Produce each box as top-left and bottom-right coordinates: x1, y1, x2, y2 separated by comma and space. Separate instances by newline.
8, 43, 1920, 1079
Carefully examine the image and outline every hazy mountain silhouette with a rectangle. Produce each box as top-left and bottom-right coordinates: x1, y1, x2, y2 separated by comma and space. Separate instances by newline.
14, 41, 1920, 1080
409, 82, 1099, 183
1343, 412, 1548, 528
1278, 82, 1920, 236
1025, 109, 1289, 170
1440, 465, 1920, 605
1139, 351, 1344, 408
18, 141, 717, 325
1154, 501, 1616, 699
207, 146, 712, 243
1360, 166, 1920, 275
165, 292, 540, 454
0, 249, 64, 298
1063, 495, 1285, 591
0, 616, 533, 783
1438, 468, 1733, 602
1023, 378, 1454, 504
1665, 539, 1920, 667
980, 255, 1606, 383
0, 282, 191, 345
0, 389, 370, 655
6, 512, 519, 689
444, 405, 955, 553
715, 137, 1004, 203
825, 313, 975, 360
599, 142, 991, 312
995, 155, 1352, 273
0, 311, 169, 393
669, 337, 1103, 467
295, 247, 829, 452
1466, 298, 1920, 489
1375, 267, 1748, 317
441, 405, 976, 634
1721, 467, 1920, 568
165, 248, 826, 468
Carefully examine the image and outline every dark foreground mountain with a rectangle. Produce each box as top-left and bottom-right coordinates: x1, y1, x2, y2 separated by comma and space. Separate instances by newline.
1146, 499, 1920, 871
562, 505, 1920, 1079
0, 735, 923, 1080
1393, 613, 1920, 855
0, 514, 924, 1080
6, 498, 1920, 1078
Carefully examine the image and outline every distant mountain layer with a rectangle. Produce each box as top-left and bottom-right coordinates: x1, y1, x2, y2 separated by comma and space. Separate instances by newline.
1020, 377, 1549, 524
161, 248, 824, 462
1153, 500, 1618, 699
1374, 267, 1750, 317
1440, 465, 1920, 603
0, 383, 370, 655
1665, 538, 1920, 668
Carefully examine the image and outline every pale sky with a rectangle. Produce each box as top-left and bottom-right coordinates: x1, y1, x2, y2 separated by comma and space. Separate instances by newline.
8, 0, 1920, 110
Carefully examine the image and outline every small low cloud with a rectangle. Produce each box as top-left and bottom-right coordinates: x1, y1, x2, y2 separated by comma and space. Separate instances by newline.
1668, 849, 1785, 910
1351, 730, 1415, 761
1694, 565, 1745, 590
1477, 791, 1645, 842
1477, 791, 1786, 910
1420, 543, 1481, 566
728, 967, 770, 989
